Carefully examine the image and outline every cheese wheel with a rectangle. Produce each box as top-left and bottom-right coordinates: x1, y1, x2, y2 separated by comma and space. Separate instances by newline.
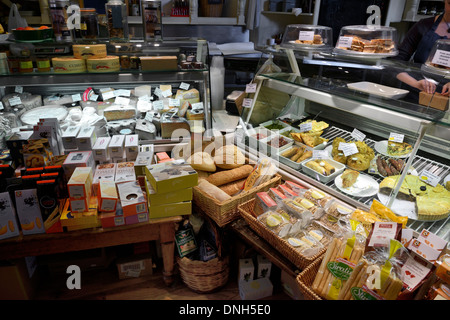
73, 44, 107, 59
52, 57, 86, 73
86, 56, 120, 73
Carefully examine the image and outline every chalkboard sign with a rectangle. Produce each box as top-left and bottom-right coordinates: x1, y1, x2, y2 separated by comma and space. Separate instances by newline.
317, 0, 390, 45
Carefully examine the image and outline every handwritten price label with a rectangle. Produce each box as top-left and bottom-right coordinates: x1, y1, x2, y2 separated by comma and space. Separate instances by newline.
299, 122, 313, 132
419, 170, 440, 187
351, 128, 366, 142
338, 142, 359, 157
389, 132, 404, 143
245, 83, 257, 93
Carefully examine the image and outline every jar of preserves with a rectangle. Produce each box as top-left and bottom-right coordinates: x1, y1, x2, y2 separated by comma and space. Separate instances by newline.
120, 55, 130, 69
36, 56, 51, 72
19, 56, 34, 73
80, 8, 99, 41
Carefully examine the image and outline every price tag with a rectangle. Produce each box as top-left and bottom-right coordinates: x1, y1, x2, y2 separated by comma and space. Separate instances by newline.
154, 88, 163, 98
138, 95, 151, 102
338, 142, 359, 157
115, 97, 130, 105
153, 100, 164, 110
299, 122, 313, 132
47, 95, 60, 101
313, 150, 329, 159
15, 86, 23, 94
8, 97, 22, 107
145, 112, 154, 122
338, 36, 353, 48
115, 89, 131, 97
389, 132, 404, 143
298, 31, 314, 42
245, 83, 257, 93
71, 93, 82, 102
431, 49, 450, 68
191, 102, 203, 110
89, 94, 98, 101
243, 98, 253, 108
162, 89, 172, 98
419, 170, 440, 187
169, 98, 180, 107
351, 128, 366, 142
0, 101, 4, 110
179, 82, 190, 90
102, 91, 115, 100
137, 100, 152, 112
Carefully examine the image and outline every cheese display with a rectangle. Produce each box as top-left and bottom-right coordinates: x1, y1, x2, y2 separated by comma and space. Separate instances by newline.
86, 56, 120, 73
52, 57, 87, 73
140, 56, 178, 71
72, 44, 108, 59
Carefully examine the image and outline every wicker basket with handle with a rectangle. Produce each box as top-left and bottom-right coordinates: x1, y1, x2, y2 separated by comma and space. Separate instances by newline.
193, 174, 282, 227
237, 198, 326, 269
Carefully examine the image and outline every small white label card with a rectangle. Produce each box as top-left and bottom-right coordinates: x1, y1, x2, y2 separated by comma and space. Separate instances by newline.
299, 122, 313, 132
89, 94, 99, 101
162, 89, 172, 98
102, 91, 115, 100
431, 49, 450, 68
351, 128, 366, 141
71, 93, 82, 102
246, 83, 257, 93
298, 31, 314, 41
179, 82, 190, 90
114, 89, 131, 97
191, 102, 203, 110
401, 256, 432, 292
243, 98, 253, 108
169, 98, 180, 107
338, 36, 353, 48
389, 132, 404, 143
15, 86, 23, 94
338, 142, 359, 157
419, 170, 440, 187
115, 96, 130, 106
8, 96, 22, 107
144, 112, 154, 122
0, 101, 4, 110
313, 149, 329, 159
418, 229, 448, 251
154, 88, 163, 98
153, 100, 164, 110
138, 95, 151, 102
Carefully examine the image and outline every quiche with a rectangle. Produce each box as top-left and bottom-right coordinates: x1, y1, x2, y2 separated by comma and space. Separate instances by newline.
341, 169, 360, 188
387, 141, 412, 157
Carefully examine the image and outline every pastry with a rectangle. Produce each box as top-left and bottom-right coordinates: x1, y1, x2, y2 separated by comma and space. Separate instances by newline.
206, 164, 253, 186
341, 169, 359, 188
346, 153, 371, 171
387, 141, 412, 157
213, 145, 245, 169
305, 159, 335, 176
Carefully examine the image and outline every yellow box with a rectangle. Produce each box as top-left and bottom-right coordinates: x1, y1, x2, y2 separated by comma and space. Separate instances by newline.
98, 181, 118, 212
61, 196, 100, 227
68, 166, 93, 200
145, 180, 192, 206
145, 160, 198, 194
148, 201, 192, 219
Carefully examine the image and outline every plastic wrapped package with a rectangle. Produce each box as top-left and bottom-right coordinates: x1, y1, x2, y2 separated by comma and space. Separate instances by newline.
303, 188, 334, 208
257, 208, 298, 238
286, 231, 324, 258
318, 199, 353, 232
291, 196, 324, 219
281, 198, 312, 226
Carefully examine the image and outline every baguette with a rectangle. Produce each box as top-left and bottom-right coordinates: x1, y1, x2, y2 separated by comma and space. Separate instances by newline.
219, 178, 246, 196
206, 164, 253, 186
197, 179, 232, 202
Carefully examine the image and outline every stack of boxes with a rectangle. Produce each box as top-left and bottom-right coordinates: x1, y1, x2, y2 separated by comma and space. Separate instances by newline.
144, 159, 197, 219
238, 255, 273, 300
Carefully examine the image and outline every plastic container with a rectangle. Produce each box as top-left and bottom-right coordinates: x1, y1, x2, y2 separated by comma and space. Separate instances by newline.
421, 39, 450, 77
80, 8, 99, 41
301, 158, 345, 183
333, 25, 398, 58
49, 0, 73, 42
281, 24, 333, 51
141, 0, 163, 42
105, 0, 129, 42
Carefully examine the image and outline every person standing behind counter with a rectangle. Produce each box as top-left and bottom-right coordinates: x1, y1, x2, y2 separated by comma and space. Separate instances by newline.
394, 0, 450, 96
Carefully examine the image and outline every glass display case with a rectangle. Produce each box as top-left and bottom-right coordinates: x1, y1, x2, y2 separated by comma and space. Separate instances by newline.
237, 47, 450, 240
0, 38, 212, 145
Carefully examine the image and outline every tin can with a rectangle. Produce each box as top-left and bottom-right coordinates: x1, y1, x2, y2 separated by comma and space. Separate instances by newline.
130, 56, 140, 69
120, 55, 130, 69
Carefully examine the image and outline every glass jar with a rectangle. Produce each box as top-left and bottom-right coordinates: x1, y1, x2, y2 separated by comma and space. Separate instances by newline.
105, 0, 129, 42
36, 56, 51, 72
49, 0, 73, 42
120, 55, 130, 69
141, 0, 163, 42
0, 52, 9, 75
19, 56, 34, 73
80, 8, 99, 41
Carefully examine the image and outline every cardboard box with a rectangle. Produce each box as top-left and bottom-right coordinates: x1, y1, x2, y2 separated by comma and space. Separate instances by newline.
115, 162, 136, 183
281, 270, 304, 300
125, 134, 139, 161
61, 197, 100, 228
62, 151, 95, 180
117, 180, 148, 217
140, 56, 178, 71
14, 189, 45, 235
239, 278, 273, 300
0, 257, 39, 300
238, 258, 254, 282
125, 212, 149, 225
145, 180, 192, 206
134, 151, 154, 178
145, 160, 198, 193
92, 163, 116, 195
148, 201, 191, 219
419, 91, 449, 111
92, 136, 111, 163
99, 210, 125, 228
108, 135, 125, 159
256, 255, 272, 279
67, 167, 93, 199
76, 126, 97, 151
98, 181, 118, 212
6, 130, 34, 166
0, 191, 20, 240
62, 126, 80, 150
116, 253, 153, 279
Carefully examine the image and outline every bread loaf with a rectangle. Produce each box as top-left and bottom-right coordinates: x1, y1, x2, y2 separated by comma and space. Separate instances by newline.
187, 152, 216, 172
214, 145, 246, 169
219, 178, 246, 196
206, 164, 253, 186
197, 179, 231, 202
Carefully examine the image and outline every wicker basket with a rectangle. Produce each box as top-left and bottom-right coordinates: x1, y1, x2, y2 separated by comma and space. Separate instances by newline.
238, 198, 326, 269
200, 0, 223, 17
177, 256, 229, 293
295, 255, 323, 300
193, 174, 282, 227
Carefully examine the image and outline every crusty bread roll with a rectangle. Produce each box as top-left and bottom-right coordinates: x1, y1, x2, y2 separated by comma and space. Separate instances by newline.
219, 178, 246, 196
187, 152, 216, 172
197, 179, 231, 202
196, 170, 210, 180
214, 145, 246, 169
206, 164, 253, 187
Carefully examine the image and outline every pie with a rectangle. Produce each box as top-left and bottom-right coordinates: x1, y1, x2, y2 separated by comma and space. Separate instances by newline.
387, 141, 412, 157
341, 169, 359, 188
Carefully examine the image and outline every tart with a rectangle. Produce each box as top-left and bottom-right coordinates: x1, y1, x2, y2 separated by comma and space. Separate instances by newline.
386, 141, 412, 157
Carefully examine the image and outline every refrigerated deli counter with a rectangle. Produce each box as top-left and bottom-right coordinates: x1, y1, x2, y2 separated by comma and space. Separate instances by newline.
236, 44, 450, 242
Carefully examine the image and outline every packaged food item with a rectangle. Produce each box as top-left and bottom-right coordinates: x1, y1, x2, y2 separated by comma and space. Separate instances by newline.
98, 181, 118, 212
0, 192, 20, 240
365, 221, 402, 252
257, 209, 295, 238
145, 159, 198, 193
287, 229, 324, 258
242, 158, 278, 192
253, 191, 278, 217
303, 188, 333, 208
117, 180, 147, 217
281, 198, 312, 226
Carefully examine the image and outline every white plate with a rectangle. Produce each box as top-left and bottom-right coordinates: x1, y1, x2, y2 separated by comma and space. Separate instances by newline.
333, 48, 399, 59
374, 140, 411, 159
376, 192, 418, 221
335, 173, 379, 197
20, 105, 69, 125
347, 81, 409, 100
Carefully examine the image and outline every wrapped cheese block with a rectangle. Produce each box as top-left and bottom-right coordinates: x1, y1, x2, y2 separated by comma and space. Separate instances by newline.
86, 56, 120, 73
1, 92, 42, 112
175, 89, 200, 105
160, 115, 191, 139
140, 56, 178, 71
52, 57, 86, 73
186, 109, 204, 120
72, 44, 107, 60
103, 105, 137, 121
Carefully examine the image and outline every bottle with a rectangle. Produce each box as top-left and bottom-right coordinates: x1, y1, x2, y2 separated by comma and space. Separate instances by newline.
80, 8, 99, 41
49, 0, 73, 42
141, 0, 163, 42
105, 0, 129, 42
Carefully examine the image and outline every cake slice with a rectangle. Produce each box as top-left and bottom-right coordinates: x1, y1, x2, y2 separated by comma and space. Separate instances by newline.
341, 169, 359, 188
